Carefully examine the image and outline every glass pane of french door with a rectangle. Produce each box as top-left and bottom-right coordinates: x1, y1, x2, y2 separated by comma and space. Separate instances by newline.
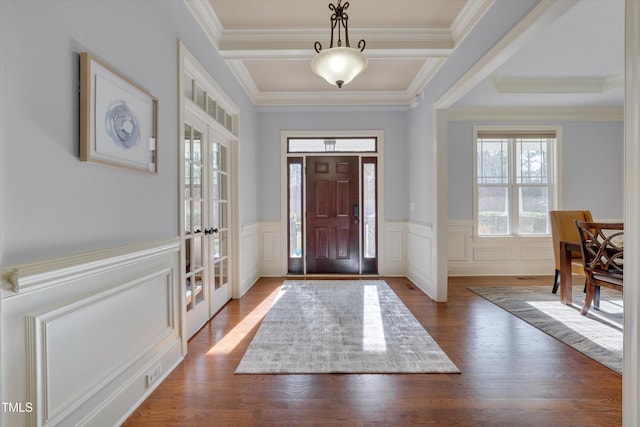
184, 120, 209, 337
209, 139, 231, 315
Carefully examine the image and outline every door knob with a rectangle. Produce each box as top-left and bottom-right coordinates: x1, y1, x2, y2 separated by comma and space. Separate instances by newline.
204, 227, 219, 235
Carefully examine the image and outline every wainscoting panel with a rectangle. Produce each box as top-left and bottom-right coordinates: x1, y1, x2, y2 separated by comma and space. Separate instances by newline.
381, 222, 408, 276
258, 221, 283, 276
447, 220, 554, 276
240, 223, 260, 296
407, 222, 436, 298
1, 238, 182, 427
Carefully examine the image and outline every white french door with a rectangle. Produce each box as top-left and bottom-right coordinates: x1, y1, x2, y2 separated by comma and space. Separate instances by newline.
208, 132, 231, 316
183, 110, 231, 338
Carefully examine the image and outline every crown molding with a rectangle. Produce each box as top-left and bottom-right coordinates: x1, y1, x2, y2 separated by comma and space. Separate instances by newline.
407, 58, 447, 99
218, 27, 454, 59
183, 0, 223, 47
435, 0, 578, 109
254, 90, 411, 107
491, 74, 625, 93
444, 107, 624, 122
225, 60, 260, 103
450, 0, 495, 45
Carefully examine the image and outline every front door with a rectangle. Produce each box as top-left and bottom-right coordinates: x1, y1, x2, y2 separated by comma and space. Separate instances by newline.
306, 156, 360, 274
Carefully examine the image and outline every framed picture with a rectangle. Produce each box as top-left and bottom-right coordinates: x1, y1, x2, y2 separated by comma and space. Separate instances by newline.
80, 52, 158, 174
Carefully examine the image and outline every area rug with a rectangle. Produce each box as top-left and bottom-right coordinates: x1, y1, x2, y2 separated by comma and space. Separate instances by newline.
468, 285, 623, 374
236, 280, 460, 374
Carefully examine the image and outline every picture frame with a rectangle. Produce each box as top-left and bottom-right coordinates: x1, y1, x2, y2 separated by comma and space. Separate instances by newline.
80, 52, 158, 174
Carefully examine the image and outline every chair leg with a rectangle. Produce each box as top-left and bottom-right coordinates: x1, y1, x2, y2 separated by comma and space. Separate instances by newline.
552, 269, 560, 294
593, 285, 601, 310
581, 282, 595, 315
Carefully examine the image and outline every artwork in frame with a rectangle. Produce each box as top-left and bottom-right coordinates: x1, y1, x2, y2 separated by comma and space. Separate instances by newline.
80, 52, 158, 174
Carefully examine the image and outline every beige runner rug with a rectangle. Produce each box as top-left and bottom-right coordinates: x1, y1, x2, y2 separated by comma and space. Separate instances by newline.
236, 280, 460, 374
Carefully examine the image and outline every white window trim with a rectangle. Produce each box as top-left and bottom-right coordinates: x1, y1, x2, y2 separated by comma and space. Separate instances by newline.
472, 125, 562, 238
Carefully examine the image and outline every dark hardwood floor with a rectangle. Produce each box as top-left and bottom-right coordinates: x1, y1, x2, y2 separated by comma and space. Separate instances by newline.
123, 276, 622, 426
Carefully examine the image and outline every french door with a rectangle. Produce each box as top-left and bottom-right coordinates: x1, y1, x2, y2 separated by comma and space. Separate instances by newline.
183, 111, 231, 338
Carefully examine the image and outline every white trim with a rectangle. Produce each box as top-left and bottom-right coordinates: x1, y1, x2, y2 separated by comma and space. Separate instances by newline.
178, 42, 241, 338
490, 74, 625, 94
435, 0, 578, 109
444, 107, 624, 122
472, 124, 561, 238
219, 27, 454, 59
450, 0, 495, 46
624, 1, 640, 425
2, 237, 180, 296
182, 44, 239, 117
255, 90, 412, 107
447, 219, 554, 276
183, 0, 223, 47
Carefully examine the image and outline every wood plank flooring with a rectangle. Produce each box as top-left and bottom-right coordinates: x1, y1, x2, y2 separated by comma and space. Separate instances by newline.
123, 276, 622, 426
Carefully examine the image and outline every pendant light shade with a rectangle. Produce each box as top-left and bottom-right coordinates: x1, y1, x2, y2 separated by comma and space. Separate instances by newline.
311, 47, 368, 88
312, 1, 367, 88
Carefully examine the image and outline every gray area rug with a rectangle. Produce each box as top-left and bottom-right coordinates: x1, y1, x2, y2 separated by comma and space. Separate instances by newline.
468, 285, 622, 374
236, 280, 460, 374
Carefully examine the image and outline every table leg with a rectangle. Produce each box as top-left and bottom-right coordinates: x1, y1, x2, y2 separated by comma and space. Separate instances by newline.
559, 241, 573, 305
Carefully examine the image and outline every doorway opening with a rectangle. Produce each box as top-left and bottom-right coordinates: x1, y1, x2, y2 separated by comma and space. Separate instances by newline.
285, 135, 380, 275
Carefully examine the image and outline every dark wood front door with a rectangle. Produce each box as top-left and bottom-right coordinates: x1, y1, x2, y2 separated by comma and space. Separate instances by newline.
306, 156, 359, 274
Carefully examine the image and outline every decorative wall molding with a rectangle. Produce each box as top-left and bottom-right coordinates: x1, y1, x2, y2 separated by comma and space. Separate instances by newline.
406, 222, 437, 299
447, 220, 554, 276
240, 223, 260, 296
2, 237, 180, 296
27, 269, 176, 426
258, 221, 284, 276
491, 74, 625, 94
1, 239, 183, 427
444, 107, 624, 122
381, 221, 408, 276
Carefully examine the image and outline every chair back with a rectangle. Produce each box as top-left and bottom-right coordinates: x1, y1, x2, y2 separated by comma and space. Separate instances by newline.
550, 210, 593, 269
574, 220, 624, 280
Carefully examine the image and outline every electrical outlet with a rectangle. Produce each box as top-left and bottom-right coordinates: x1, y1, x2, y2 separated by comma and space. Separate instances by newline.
145, 363, 162, 388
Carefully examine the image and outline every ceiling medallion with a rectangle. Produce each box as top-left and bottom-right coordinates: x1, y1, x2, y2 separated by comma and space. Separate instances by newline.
311, 0, 368, 88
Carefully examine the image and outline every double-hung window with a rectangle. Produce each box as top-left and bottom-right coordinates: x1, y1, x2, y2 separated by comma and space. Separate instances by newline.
474, 126, 558, 236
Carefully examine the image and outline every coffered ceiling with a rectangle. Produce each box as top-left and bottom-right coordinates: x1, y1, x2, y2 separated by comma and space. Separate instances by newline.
186, 0, 625, 109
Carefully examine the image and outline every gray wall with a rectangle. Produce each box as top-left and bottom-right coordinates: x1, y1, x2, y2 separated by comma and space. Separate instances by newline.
256, 107, 410, 221
447, 121, 624, 220
406, 0, 540, 225
0, 0, 258, 266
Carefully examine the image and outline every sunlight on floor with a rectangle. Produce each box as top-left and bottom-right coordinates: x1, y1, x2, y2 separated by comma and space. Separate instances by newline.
527, 301, 623, 353
206, 286, 286, 355
362, 285, 387, 352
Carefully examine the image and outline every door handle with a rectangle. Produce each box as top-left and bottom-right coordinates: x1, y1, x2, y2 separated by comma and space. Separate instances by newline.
353, 205, 359, 224
204, 227, 219, 235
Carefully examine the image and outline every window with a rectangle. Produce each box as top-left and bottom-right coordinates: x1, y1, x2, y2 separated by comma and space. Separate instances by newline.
474, 127, 557, 236
288, 137, 376, 153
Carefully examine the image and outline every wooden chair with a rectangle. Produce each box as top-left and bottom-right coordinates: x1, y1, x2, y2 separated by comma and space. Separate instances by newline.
574, 220, 624, 315
550, 210, 593, 293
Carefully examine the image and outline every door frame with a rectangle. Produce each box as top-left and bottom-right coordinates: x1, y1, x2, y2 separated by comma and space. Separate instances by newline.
280, 130, 385, 275
179, 43, 241, 345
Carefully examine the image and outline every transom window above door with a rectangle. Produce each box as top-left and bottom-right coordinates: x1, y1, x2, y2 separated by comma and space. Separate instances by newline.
288, 137, 376, 153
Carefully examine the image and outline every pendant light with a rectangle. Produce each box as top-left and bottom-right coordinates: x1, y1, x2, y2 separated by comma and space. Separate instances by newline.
311, 1, 367, 88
